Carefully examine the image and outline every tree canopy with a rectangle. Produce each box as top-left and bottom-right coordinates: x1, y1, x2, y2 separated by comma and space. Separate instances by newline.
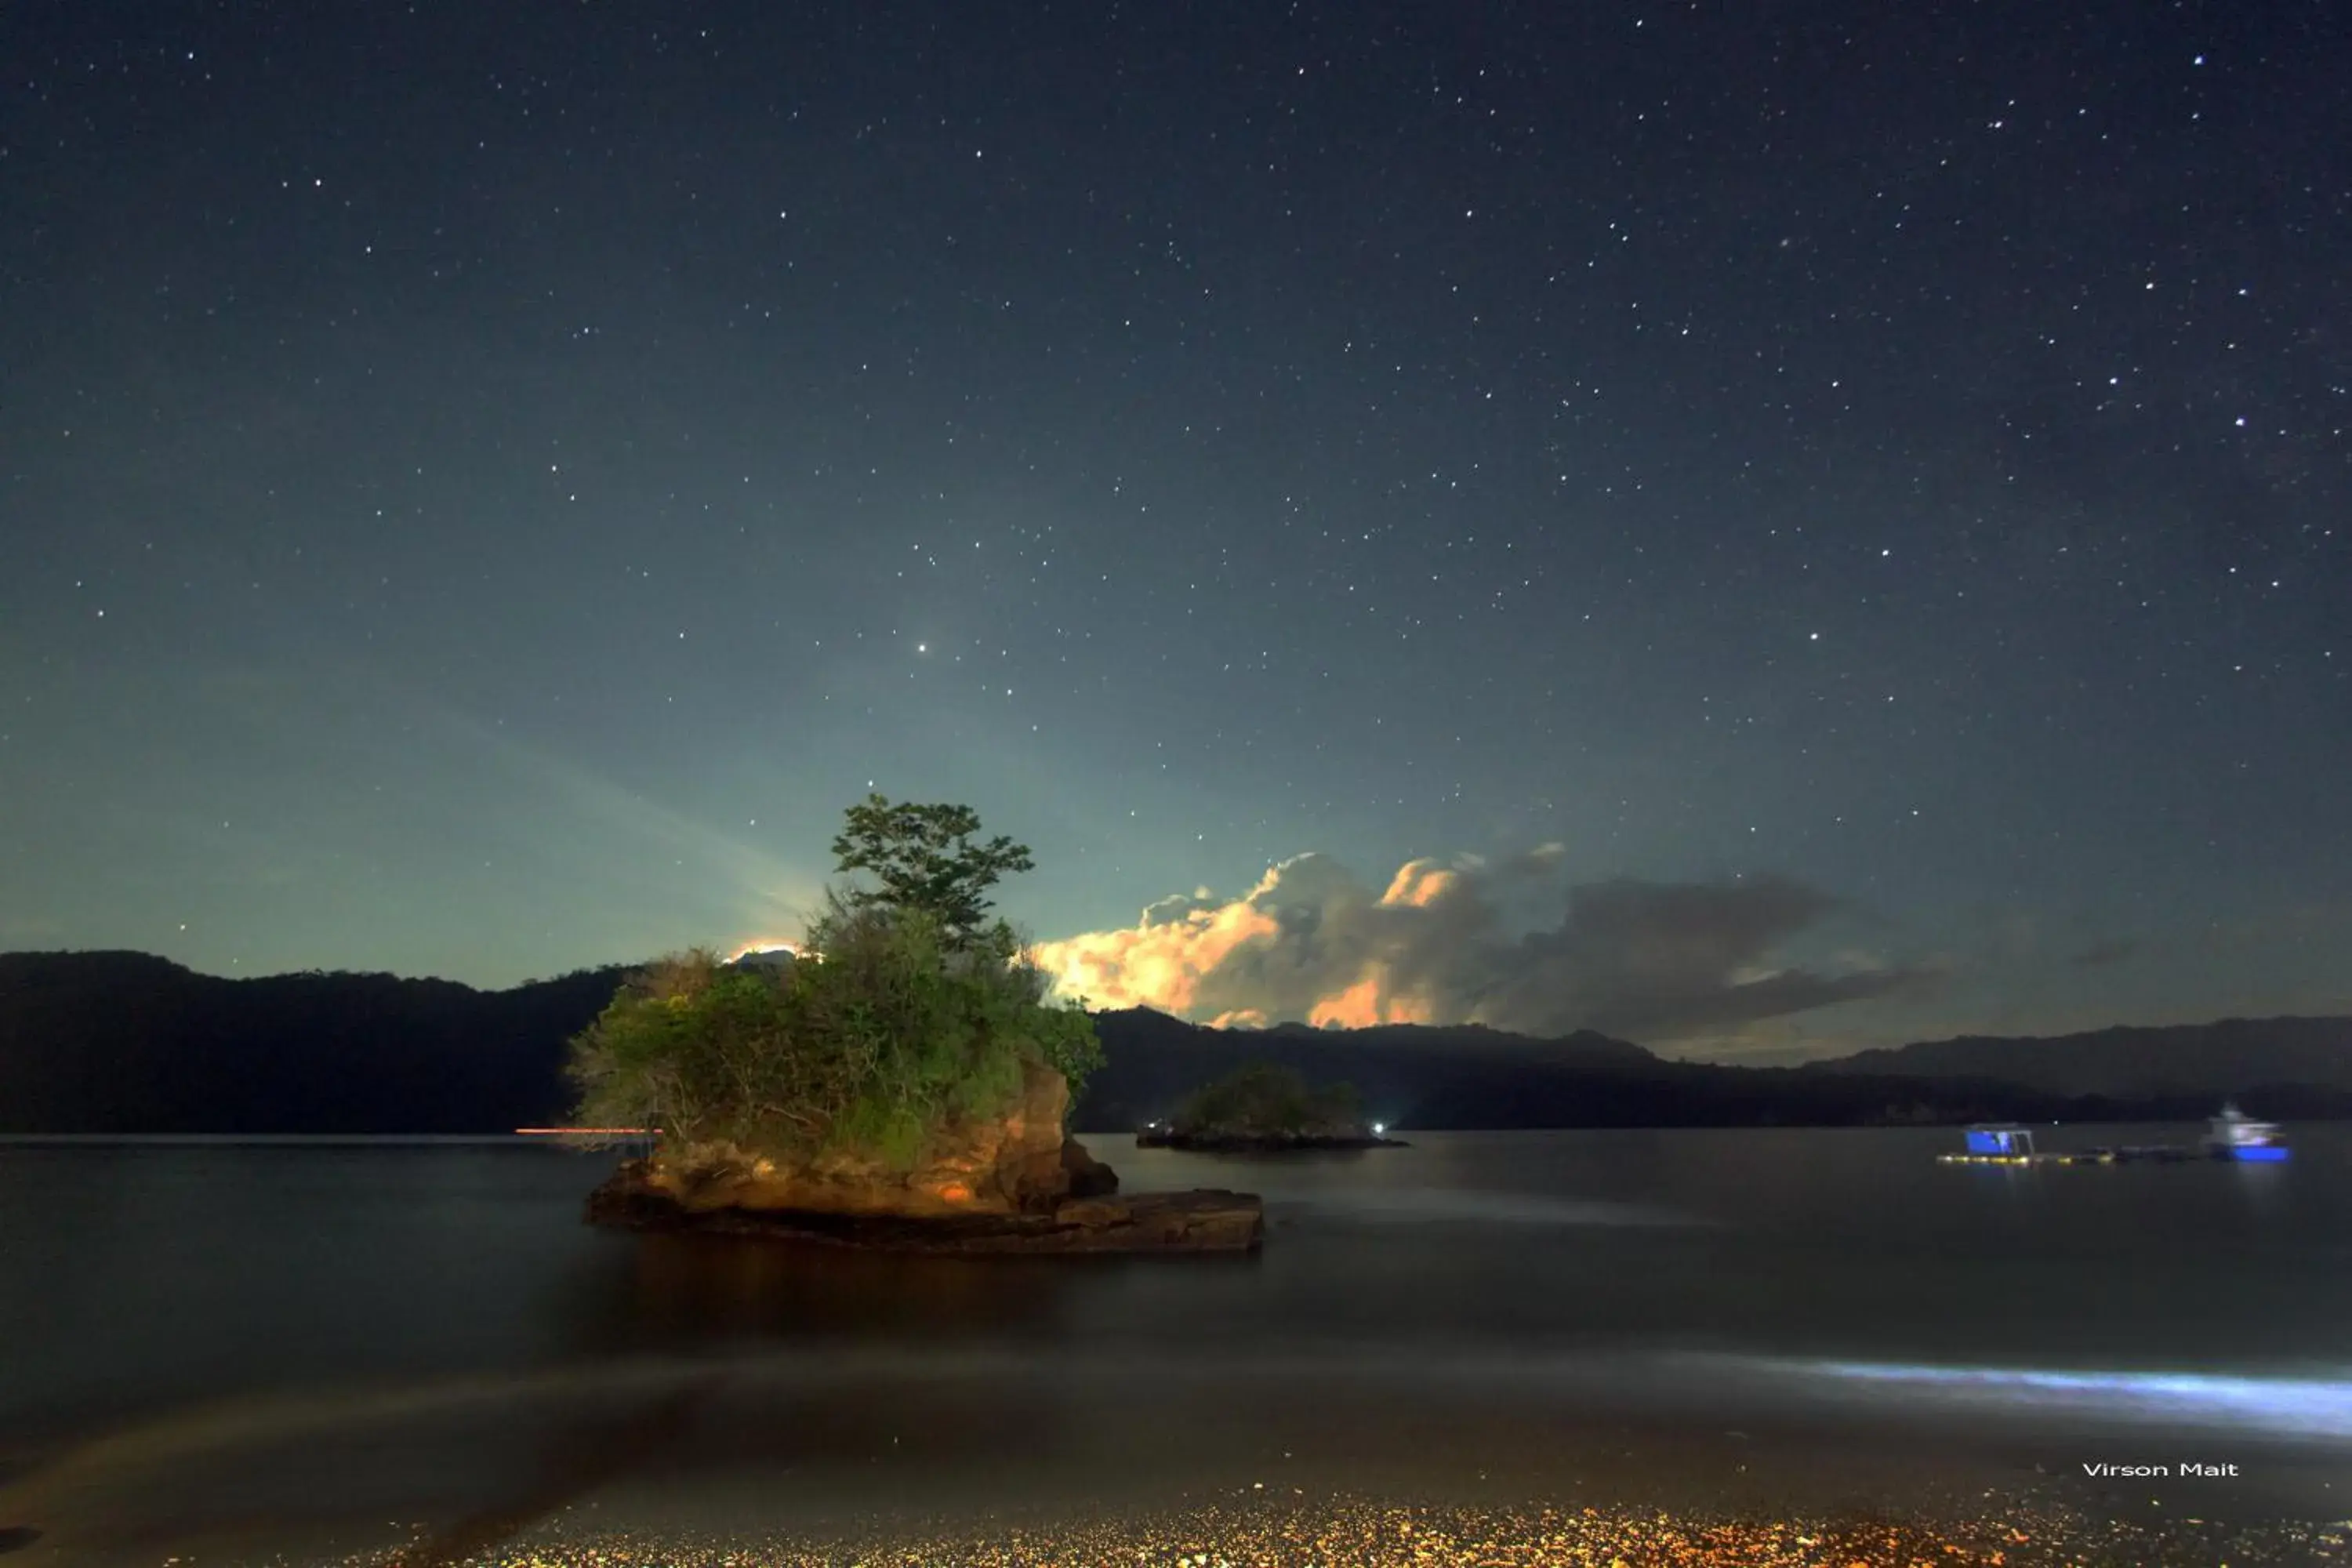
1174, 1062, 1365, 1138
829, 793, 1034, 949
565, 797, 1098, 1167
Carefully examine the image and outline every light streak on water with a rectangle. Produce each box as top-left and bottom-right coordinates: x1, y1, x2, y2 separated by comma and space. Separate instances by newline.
1740, 1357, 2352, 1440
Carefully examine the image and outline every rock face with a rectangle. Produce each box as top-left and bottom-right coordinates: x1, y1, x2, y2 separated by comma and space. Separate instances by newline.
580, 1059, 1261, 1253
639, 1060, 1091, 1220
1060, 1133, 1120, 1197
586, 1162, 1262, 1254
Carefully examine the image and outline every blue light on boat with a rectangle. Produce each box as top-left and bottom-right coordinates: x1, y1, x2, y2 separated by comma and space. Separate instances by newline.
2230, 1145, 2290, 1162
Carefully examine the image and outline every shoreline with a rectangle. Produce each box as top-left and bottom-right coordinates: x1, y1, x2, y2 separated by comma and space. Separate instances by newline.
8, 1355, 2346, 1566
354, 1491, 2348, 1568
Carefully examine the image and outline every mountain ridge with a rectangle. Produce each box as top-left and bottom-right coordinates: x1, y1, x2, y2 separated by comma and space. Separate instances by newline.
3, 951, 2347, 1133
1798, 1014, 2352, 1097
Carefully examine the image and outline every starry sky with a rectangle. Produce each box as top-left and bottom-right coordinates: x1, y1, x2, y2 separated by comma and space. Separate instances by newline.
4, 2, 2347, 1061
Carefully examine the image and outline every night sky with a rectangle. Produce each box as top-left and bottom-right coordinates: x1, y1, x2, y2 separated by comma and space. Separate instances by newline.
5, 3, 2346, 1060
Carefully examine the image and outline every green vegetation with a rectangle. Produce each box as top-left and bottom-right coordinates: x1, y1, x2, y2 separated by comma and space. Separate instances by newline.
564, 798, 1099, 1168
829, 793, 1036, 950
1175, 1061, 1366, 1137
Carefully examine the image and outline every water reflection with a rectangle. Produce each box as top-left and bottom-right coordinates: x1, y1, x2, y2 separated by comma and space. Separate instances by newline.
1279, 1187, 1700, 1226
7, 1129, 2351, 1559
2230, 1156, 2289, 1218
543, 1222, 1272, 1365
615, 1233, 1087, 1341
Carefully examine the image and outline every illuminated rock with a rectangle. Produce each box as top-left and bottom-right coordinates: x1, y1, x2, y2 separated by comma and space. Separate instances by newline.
581, 1059, 1261, 1251
630, 1060, 1094, 1219
584, 1164, 1261, 1254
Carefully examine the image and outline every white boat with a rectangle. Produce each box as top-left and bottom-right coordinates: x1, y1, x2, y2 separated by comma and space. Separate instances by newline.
2202, 1104, 2290, 1162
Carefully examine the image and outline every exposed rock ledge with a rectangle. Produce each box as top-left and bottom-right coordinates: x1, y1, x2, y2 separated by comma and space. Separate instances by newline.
586, 1158, 1262, 1254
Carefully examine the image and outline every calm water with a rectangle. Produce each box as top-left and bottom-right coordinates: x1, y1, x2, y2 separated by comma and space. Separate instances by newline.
2, 1127, 2348, 1560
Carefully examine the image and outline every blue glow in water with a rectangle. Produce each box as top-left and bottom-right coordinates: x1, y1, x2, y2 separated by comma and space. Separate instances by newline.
1795, 1359, 2352, 1439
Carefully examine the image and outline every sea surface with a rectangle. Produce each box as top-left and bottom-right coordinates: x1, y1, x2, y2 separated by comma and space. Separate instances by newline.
2, 1126, 2347, 1565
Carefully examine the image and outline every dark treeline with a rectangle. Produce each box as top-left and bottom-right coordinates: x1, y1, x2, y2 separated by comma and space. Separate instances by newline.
1798, 1015, 2352, 1097
0, 951, 629, 1134
3, 953, 2349, 1134
1069, 1008, 2352, 1132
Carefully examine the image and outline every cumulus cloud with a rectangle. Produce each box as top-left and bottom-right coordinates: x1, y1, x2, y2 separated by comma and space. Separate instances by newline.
1034, 849, 1936, 1044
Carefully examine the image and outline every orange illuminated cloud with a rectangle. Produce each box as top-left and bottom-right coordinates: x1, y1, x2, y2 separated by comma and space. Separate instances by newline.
1037, 878, 1281, 1012
1036, 849, 1931, 1046
1380, 858, 1462, 908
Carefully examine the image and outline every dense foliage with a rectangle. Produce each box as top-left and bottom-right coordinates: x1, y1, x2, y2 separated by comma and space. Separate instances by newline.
566, 793, 1099, 1168
1174, 1060, 1363, 1136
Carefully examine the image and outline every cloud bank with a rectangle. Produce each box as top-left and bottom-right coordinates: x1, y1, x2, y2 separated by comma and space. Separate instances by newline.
1034, 849, 1936, 1044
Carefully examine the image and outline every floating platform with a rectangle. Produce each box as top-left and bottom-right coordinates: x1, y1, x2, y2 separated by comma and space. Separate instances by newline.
1939, 1145, 2278, 1167
1943, 1116, 2289, 1166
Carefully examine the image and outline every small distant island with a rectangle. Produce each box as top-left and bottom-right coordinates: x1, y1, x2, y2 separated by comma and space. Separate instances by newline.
572, 795, 1261, 1254
1137, 1061, 1408, 1151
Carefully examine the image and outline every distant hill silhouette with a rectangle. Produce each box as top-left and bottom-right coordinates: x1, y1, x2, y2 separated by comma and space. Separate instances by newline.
1800, 1016, 2352, 1096
1067, 1006, 2352, 1132
0, 950, 628, 1134
2, 952, 2348, 1134
1076, 1006, 1665, 1130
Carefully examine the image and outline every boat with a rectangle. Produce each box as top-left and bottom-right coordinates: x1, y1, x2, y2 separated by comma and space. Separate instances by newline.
1958, 1123, 2037, 1160
1940, 1123, 2092, 1164
1937, 1113, 2292, 1167
2201, 1104, 2290, 1162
